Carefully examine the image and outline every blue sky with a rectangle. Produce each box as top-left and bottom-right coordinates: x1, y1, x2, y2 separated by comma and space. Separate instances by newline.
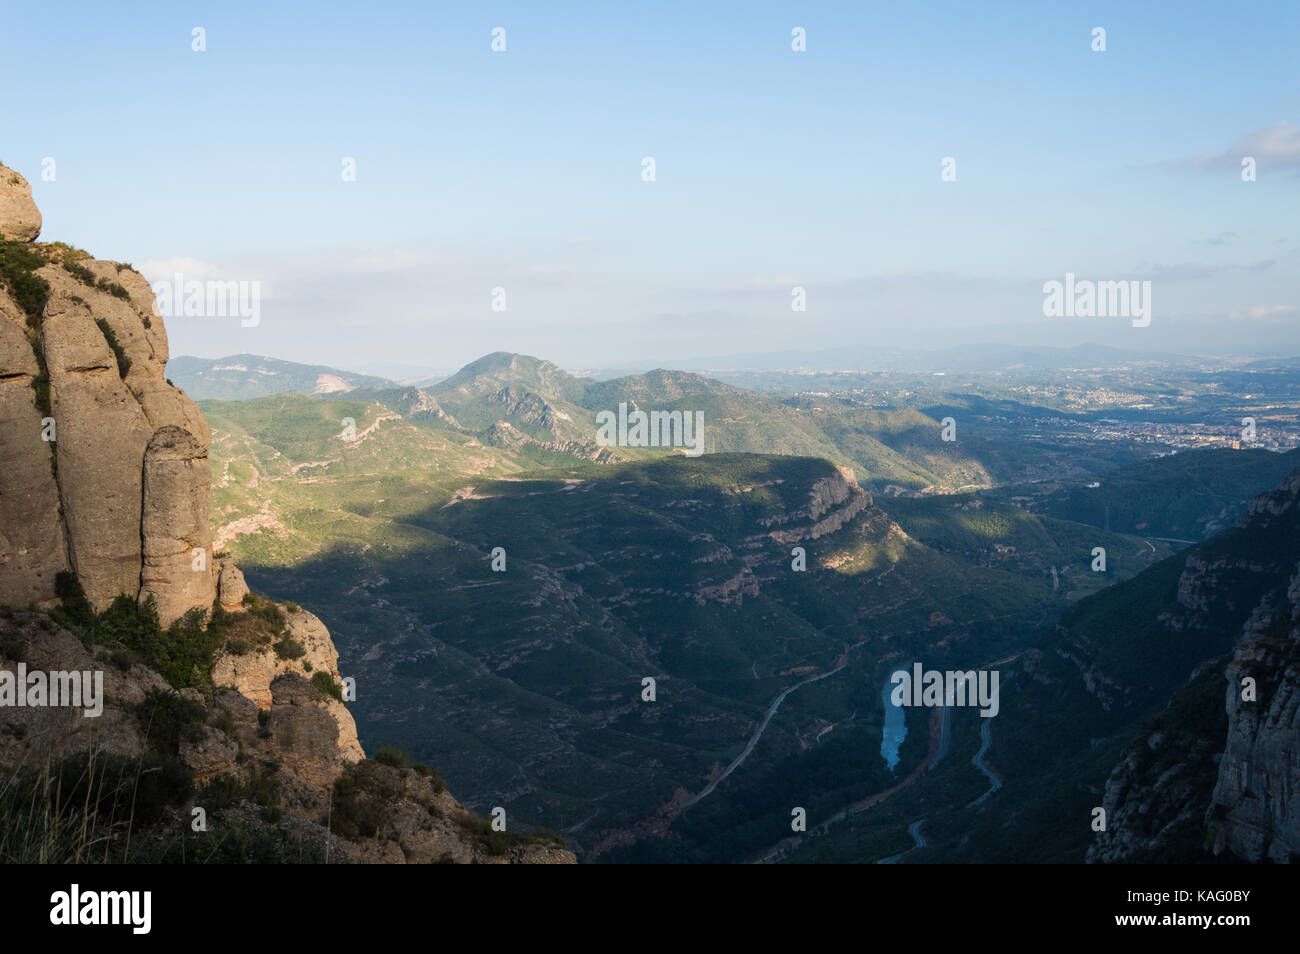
4, 1, 1297, 371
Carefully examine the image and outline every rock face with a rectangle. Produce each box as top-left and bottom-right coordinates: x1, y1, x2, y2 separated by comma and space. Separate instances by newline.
1208, 565, 1300, 863
1085, 659, 1228, 864
764, 466, 873, 545
0, 176, 213, 623
44, 297, 154, 606
0, 162, 41, 242
1087, 470, 1300, 864
210, 604, 364, 762
0, 611, 575, 864
0, 313, 67, 607
141, 425, 214, 623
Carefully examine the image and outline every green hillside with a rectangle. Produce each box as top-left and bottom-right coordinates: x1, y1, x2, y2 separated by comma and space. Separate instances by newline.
997, 447, 1300, 540
169, 354, 393, 400
196, 354, 1300, 863
204, 418, 1061, 856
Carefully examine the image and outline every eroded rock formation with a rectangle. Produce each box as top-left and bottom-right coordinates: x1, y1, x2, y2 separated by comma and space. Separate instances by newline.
0, 161, 213, 622
0, 163, 41, 242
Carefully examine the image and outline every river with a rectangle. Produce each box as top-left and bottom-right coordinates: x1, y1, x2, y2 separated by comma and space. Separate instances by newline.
880, 671, 908, 770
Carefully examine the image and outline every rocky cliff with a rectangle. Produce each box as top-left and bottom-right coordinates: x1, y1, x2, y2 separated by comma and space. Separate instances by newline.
1087, 470, 1300, 864
1208, 564, 1300, 862
1, 161, 213, 624
0, 166, 574, 863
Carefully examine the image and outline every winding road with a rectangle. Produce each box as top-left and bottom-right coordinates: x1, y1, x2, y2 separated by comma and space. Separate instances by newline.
966, 717, 1002, 807
679, 643, 861, 812
880, 819, 928, 864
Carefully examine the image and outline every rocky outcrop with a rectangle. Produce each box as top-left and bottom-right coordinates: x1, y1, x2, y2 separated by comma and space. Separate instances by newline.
214, 558, 250, 610
485, 419, 621, 462
0, 175, 213, 623
0, 163, 41, 242
1088, 470, 1300, 864
488, 386, 568, 431
384, 386, 460, 427
1208, 565, 1300, 863
1086, 659, 1228, 864
43, 296, 155, 606
140, 426, 214, 624
764, 466, 873, 544
694, 568, 761, 607
0, 611, 574, 863
210, 603, 364, 762
0, 613, 171, 769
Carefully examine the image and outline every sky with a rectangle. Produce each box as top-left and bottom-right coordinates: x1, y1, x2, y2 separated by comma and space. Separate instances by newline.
4, 1, 1298, 372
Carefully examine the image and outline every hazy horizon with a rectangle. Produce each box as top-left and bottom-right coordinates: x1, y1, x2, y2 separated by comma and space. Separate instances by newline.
173, 333, 1300, 384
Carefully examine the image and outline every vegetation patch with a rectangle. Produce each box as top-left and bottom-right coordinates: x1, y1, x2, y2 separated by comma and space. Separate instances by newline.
136, 689, 207, 755
411, 762, 445, 793
241, 593, 286, 633
465, 814, 566, 856
373, 745, 409, 769
311, 671, 344, 702
142, 824, 327, 864
51, 572, 223, 692
328, 763, 399, 839
0, 750, 192, 863
94, 317, 131, 377
0, 240, 50, 323
273, 635, 306, 660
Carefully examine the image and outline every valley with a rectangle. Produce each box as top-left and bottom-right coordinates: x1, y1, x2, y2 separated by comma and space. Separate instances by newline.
191, 349, 1299, 861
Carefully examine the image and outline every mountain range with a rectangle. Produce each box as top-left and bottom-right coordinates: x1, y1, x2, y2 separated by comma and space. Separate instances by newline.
5, 160, 1297, 865
190, 345, 1300, 861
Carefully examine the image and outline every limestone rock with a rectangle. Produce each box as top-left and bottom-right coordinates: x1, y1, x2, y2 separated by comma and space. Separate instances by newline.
210, 603, 364, 762
1209, 564, 1300, 863
0, 163, 41, 242
267, 673, 346, 790
0, 301, 67, 606
0, 614, 170, 767
140, 425, 215, 625
215, 559, 250, 610
0, 175, 217, 623
42, 297, 152, 609
179, 725, 240, 783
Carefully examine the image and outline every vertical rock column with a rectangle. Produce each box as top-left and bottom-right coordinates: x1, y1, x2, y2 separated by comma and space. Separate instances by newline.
141, 425, 215, 624
42, 298, 152, 609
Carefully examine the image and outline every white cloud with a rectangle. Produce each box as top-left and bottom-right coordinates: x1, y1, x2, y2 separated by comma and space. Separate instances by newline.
1189, 121, 1300, 170
136, 256, 227, 283
1228, 304, 1297, 321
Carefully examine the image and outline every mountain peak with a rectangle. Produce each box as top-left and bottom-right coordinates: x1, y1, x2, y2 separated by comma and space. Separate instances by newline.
435, 351, 588, 403
1243, 467, 1300, 522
